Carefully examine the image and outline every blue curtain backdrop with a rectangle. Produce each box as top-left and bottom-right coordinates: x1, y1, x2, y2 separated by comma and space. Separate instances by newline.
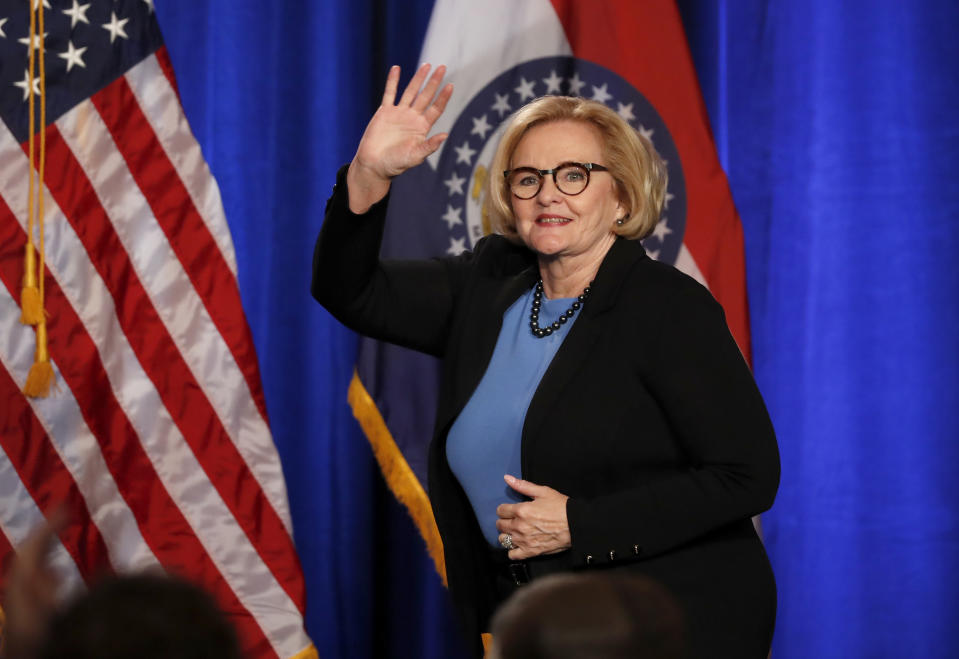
153, 2, 959, 658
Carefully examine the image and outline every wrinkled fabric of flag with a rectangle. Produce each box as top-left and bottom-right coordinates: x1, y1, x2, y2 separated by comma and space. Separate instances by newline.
0, 2, 313, 657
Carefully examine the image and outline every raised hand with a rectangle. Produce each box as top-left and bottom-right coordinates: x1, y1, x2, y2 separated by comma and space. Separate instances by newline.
3, 510, 69, 659
348, 63, 453, 213
495, 474, 571, 561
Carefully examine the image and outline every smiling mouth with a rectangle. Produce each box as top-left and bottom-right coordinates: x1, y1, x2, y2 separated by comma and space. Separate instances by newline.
536, 216, 571, 225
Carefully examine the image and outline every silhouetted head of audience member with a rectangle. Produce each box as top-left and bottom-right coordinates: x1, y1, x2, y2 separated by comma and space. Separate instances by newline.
35, 572, 241, 659
489, 572, 687, 659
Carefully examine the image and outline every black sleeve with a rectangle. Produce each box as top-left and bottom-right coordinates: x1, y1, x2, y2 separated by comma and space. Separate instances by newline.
566, 279, 780, 559
312, 166, 472, 357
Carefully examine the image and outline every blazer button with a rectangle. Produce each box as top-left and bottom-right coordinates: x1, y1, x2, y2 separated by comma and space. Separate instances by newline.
585, 554, 593, 565
608, 550, 616, 561
632, 544, 641, 556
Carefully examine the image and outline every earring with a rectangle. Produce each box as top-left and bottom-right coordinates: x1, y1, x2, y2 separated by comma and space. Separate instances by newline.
615, 218, 625, 226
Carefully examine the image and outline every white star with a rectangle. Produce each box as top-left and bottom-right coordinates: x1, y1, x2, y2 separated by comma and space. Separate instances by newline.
444, 172, 466, 196
591, 83, 613, 104
651, 217, 672, 242
58, 40, 87, 72
454, 141, 477, 165
491, 93, 512, 117
102, 11, 130, 43
617, 102, 635, 123
542, 70, 563, 94
142, 0, 155, 12
63, 0, 91, 28
441, 205, 463, 229
0, 17, 8, 38
567, 73, 585, 96
640, 238, 661, 261
638, 124, 655, 141
664, 192, 674, 210
18, 32, 49, 50
14, 69, 41, 101
447, 237, 466, 256
471, 114, 492, 140
514, 77, 536, 102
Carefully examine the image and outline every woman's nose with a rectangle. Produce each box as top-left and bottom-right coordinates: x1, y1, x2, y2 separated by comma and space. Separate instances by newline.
535, 176, 562, 204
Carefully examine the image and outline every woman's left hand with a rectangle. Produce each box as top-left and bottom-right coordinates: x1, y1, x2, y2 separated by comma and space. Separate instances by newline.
495, 474, 571, 560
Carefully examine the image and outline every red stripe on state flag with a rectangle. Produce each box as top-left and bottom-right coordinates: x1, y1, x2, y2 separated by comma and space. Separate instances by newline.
0, 202, 277, 659
90, 75, 270, 425
549, 0, 751, 360
31, 123, 304, 612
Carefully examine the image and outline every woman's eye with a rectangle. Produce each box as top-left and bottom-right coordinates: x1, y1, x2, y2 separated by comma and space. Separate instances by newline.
562, 170, 586, 182
518, 175, 539, 187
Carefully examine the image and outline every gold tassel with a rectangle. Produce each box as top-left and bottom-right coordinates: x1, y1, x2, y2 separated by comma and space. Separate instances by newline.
22, 0, 54, 399
20, 244, 43, 324
23, 321, 55, 398
482, 634, 494, 655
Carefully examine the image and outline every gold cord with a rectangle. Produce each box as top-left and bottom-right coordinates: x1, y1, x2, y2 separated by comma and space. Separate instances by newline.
22, 0, 55, 398
21, 0, 41, 325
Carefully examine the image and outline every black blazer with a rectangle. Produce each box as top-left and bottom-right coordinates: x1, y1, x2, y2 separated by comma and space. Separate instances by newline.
314, 167, 780, 658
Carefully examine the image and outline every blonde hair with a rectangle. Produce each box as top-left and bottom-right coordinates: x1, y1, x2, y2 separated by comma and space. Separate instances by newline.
485, 96, 667, 242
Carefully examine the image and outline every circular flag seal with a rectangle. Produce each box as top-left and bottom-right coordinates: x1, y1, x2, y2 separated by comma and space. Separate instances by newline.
434, 56, 686, 265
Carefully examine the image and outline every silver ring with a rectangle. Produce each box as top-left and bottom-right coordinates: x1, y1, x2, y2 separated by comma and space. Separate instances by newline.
500, 533, 514, 551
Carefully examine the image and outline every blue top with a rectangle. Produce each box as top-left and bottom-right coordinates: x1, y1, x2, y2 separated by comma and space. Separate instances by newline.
446, 285, 580, 547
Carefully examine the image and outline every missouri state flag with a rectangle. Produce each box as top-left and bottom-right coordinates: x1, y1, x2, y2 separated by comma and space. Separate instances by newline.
348, 0, 751, 575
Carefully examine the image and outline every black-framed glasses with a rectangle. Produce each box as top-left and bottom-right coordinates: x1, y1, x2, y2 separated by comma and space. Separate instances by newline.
504, 162, 609, 199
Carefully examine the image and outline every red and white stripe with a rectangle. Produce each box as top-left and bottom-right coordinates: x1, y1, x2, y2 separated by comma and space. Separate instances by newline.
0, 48, 312, 659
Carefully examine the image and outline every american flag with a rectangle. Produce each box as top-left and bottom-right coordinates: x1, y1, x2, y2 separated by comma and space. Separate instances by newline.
0, 1, 313, 657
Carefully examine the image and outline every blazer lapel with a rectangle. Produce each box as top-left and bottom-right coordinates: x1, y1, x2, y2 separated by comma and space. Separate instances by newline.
436, 263, 539, 438
521, 238, 649, 467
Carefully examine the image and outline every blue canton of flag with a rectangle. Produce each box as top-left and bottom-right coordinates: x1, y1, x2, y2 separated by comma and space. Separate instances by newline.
0, 0, 164, 142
